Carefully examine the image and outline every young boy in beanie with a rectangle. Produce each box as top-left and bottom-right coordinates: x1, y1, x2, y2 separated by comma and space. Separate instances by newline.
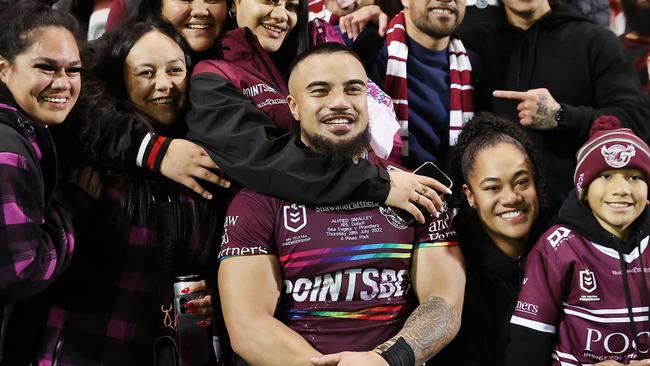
505, 116, 650, 366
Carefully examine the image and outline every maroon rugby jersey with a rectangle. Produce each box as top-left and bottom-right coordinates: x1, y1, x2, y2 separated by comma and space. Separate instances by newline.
219, 188, 458, 354
512, 224, 650, 365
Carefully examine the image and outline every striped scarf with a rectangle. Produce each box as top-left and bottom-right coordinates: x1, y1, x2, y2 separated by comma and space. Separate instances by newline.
384, 11, 474, 157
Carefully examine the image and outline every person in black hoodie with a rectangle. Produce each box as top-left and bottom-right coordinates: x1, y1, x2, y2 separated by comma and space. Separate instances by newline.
461, 0, 650, 216
428, 112, 548, 366
506, 116, 650, 366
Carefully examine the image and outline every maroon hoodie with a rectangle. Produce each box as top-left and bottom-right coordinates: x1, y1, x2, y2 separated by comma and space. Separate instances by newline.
191, 27, 295, 132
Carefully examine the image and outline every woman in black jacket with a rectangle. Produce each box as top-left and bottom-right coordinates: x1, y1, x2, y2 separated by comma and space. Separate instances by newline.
430, 112, 548, 366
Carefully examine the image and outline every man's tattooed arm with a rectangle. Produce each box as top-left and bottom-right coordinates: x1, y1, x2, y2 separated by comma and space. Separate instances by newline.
403, 296, 459, 364
373, 246, 465, 365
374, 296, 460, 365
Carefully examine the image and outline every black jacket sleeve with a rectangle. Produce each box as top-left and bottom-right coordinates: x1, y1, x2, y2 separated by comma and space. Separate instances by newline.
559, 28, 650, 142
77, 110, 150, 171
56, 69, 167, 173
505, 324, 555, 366
184, 72, 391, 205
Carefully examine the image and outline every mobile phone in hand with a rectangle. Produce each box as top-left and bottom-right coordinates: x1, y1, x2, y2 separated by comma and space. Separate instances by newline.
387, 162, 453, 225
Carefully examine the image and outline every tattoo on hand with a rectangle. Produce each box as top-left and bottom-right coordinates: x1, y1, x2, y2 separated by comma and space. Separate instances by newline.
399, 296, 459, 364
532, 94, 558, 129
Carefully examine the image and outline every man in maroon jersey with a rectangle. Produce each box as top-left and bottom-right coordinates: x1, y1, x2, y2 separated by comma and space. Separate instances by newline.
218, 43, 465, 366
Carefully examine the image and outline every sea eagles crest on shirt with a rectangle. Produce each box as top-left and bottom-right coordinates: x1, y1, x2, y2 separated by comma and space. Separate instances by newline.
284, 204, 307, 233
601, 144, 636, 168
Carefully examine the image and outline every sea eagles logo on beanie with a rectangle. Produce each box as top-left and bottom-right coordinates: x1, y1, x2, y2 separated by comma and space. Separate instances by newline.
600, 144, 636, 168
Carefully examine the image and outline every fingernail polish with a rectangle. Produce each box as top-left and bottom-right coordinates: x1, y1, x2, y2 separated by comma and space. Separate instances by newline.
181, 287, 189, 294
187, 308, 197, 314
185, 302, 194, 309
198, 320, 208, 327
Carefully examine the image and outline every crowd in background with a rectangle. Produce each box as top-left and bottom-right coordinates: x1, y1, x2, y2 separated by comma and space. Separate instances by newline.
0, 0, 649, 365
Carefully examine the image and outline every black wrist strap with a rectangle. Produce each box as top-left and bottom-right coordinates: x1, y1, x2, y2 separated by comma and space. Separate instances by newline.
378, 337, 415, 366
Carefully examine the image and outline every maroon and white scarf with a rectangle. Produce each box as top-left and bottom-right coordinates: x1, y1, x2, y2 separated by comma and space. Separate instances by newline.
384, 11, 474, 157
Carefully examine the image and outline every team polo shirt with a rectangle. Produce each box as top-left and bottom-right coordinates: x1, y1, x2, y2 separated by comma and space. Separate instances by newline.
512, 224, 650, 365
219, 188, 458, 354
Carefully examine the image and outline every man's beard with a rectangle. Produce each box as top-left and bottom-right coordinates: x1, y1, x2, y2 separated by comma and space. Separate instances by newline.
303, 126, 371, 166
623, 0, 650, 37
413, 12, 459, 39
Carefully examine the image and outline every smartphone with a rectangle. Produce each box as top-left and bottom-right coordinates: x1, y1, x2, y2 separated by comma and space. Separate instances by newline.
387, 162, 453, 225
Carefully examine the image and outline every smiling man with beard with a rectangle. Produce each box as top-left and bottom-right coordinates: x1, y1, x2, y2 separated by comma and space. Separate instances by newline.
291, 59, 371, 166
217, 42, 465, 366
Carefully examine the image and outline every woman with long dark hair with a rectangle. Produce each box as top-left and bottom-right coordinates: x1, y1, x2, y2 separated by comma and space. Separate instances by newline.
37, 21, 222, 365
64, 0, 232, 198
429, 112, 548, 366
0, 1, 86, 363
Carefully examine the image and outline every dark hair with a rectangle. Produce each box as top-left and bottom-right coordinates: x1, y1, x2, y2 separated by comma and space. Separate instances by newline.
73, 20, 191, 166
448, 112, 547, 211
0, 0, 82, 63
621, 0, 650, 36
375, 0, 403, 18
136, 0, 164, 21
266, 0, 310, 71
290, 42, 363, 73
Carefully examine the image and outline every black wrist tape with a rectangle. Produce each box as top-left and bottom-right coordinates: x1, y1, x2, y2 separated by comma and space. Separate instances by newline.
378, 337, 415, 366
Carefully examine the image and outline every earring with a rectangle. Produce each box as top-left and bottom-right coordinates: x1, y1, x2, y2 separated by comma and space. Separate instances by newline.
228, 8, 236, 18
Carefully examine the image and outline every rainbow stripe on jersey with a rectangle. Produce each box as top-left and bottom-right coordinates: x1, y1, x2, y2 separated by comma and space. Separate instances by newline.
279, 243, 413, 268
286, 304, 407, 321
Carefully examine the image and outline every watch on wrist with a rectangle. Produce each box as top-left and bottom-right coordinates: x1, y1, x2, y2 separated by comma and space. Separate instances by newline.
554, 104, 565, 127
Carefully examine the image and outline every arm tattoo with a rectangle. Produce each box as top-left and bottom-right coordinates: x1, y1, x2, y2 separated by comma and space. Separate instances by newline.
397, 295, 459, 364
532, 94, 559, 129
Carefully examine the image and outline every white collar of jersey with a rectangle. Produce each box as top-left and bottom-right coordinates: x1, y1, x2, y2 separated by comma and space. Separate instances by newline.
590, 236, 650, 263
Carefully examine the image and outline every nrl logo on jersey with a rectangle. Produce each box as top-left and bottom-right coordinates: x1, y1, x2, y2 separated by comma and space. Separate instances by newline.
284, 204, 307, 233
601, 144, 635, 168
579, 269, 600, 301
579, 269, 598, 293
